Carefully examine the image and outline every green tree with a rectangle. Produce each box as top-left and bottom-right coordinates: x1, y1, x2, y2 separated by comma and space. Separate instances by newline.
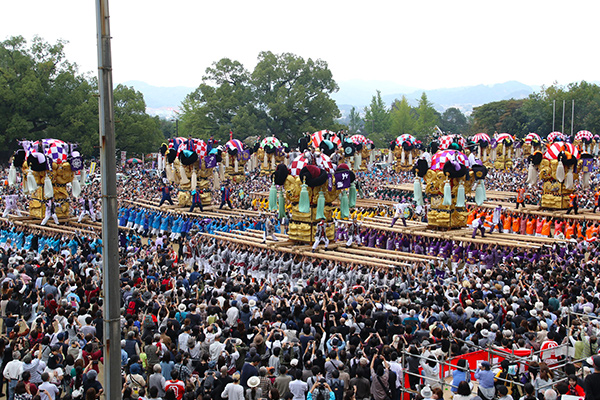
414, 92, 439, 140
113, 84, 163, 154
363, 90, 390, 138
348, 107, 363, 134
390, 95, 415, 136
439, 107, 468, 135
252, 51, 340, 142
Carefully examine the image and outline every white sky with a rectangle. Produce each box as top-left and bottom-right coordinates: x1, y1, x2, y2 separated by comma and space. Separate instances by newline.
1, 0, 599, 90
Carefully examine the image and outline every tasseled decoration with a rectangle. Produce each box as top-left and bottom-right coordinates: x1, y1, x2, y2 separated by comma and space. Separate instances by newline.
43, 176, 54, 199
355, 153, 362, 169
72, 174, 81, 199
165, 164, 173, 181
502, 144, 506, 158
340, 191, 350, 219
478, 146, 481, 158
219, 163, 224, 181
370, 151, 375, 164
556, 160, 565, 182
179, 164, 190, 184
27, 171, 38, 193
401, 149, 405, 165
316, 190, 325, 220
299, 181, 310, 214
507, 147, 512, 159
263, 151, 267, 167
157, 154, 163, 171
442, 179, 452, 206
583, 171, 591, 189
408, 151, 413, 166
191, 170, 197, 191
482, 181, 487, 201
225, 154, 230, 168
278, 189, 286, 219
527, 163, 538, 186
271, 155, 275, 171
413, 177, 424, 206
234, 158, 239, 173
475, 182, 484, 206
565, 168, 574, 190
456, 183, 466, 208
22, 180, 29, 195
483, 149, 487, 162
349, 183, 357, 208
268, 182, 278, 211
213, 168, 220, 190
8, 165, 16, 186
388, 151, 394, 164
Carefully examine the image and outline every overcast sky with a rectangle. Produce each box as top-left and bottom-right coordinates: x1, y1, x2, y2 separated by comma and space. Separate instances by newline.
1, 0, 598, 90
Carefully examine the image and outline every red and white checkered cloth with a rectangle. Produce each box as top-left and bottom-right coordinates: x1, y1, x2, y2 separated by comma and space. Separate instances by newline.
290, 155, 308, 177
544, 142, 580, 160
430, 150, 468, 171
315, 153, 336, 175
350, 134, 369, 145
438, 135, 466, 150
547, 131, 566, 143
575, 130, 593, 141
395, 134, 416, 146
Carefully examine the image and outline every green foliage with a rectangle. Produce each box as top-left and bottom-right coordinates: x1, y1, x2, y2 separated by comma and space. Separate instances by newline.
348, 107, 363, 134
0, 36, 164, 158
181, 52, 340, 145
113, 84, 163, 154
414, 92, 439, 140
363, 90, 390, 137
439, 107, 469, 135
390, 96, 416, 136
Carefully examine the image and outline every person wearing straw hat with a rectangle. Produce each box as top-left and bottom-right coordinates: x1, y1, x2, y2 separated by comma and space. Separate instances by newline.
246, 376, 263, 400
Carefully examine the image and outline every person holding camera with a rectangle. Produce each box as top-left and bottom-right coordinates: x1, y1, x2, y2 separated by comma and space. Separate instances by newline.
307, 378, 334, 400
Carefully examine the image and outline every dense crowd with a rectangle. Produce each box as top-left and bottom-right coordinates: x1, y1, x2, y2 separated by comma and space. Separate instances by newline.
0, 155, 599, 400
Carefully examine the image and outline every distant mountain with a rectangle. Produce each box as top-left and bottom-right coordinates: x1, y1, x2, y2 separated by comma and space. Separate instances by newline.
382, 81, 535, 114
123, 79, 536, 119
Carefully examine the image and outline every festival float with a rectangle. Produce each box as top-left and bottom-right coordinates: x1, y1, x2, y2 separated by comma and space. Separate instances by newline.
255, 137, 285, 176
414, 142, 487, 229
529, 141, 580, 209
9, 139, 83, 219
162, 137, 216, 207
348, 134, 374, 170
270, 149, 356, 243
574, 130, 594, 154
310, 130, 342, 162
223, 139, 251, 183
390, 134, 419, 172
493, 133, 515, 170
523, 133, 543, 156
471, 133, 492, 166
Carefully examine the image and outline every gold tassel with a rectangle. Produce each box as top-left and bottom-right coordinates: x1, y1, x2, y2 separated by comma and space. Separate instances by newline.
191, 169, 197, 191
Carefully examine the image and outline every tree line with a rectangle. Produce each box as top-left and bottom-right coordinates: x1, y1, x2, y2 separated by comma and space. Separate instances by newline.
0, 36, 163, 158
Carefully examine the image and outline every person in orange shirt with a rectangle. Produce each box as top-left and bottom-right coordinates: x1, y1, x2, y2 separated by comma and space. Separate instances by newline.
567, 193, 579, 215
512, 214, 520, 234
503, 212, 512, 232
577, 221, 584, 239
535, 216, 544, 237
526, 216, 535, 236
520, 215, 527, 235
467, 208, 477, 226
541, 217, 552, 237
516, 187, 526, 209
565, 220, 575, 239
586, 222, 597, 242
594, 190, 600, 213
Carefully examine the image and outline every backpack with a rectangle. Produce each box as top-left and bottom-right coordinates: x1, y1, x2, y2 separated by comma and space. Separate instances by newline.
126, 300, 136, 315
315, 388, 329, 400
329, 378, 344, 400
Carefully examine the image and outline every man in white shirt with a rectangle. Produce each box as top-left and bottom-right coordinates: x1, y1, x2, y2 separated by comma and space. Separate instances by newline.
209, 335, 226, 363
39, 371, 60, 400
3, 350, 23, 400
178, 326, 192, 352
289, 370, 308, 400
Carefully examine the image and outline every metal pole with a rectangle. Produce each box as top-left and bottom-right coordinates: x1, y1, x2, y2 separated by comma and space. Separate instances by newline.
553, 100, 556, 132
571, 100, 575, 136
96, 2, 121, 400
562, 99, 566, 134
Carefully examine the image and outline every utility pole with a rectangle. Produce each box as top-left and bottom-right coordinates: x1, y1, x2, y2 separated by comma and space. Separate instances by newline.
571, 100, 575, 136
96, 1, 120, 400
562, 100, 566, 134
552, 100, 556, 132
